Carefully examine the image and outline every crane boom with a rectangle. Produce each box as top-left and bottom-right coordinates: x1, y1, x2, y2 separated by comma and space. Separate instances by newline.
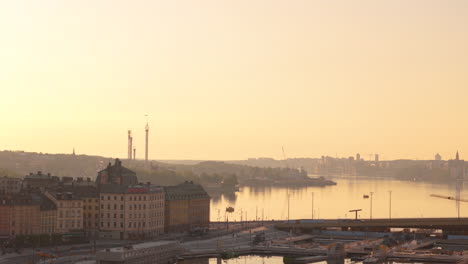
430, 194, 468, 203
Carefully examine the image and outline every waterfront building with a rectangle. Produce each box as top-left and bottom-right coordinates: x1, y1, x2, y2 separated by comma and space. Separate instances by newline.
164, 181, 210, 233
96, 240, 180, 264
45, 190, 83, 234
99, 184, 165, 240
0, 176, 22, 194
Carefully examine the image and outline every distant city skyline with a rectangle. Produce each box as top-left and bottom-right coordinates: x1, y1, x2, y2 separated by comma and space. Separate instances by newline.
1, 0, 468, 160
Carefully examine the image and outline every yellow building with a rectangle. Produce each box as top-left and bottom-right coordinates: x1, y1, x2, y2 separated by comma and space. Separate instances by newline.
99, 184, 165, 240
164, 182, 210, 233
45, 190, 83, 234
59, 186, 100, 237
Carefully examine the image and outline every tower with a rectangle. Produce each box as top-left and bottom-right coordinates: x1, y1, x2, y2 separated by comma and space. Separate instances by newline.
145, 123, 149, 162
127, 130, 133, 160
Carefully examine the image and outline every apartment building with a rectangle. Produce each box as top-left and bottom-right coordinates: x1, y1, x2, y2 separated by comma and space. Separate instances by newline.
99, 184, 165, 240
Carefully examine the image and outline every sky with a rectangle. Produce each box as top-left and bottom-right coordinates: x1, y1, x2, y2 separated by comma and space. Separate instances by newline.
0, 0, 468, 161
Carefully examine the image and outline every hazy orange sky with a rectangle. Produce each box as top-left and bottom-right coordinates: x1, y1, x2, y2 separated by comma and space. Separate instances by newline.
1, 0, 467, 160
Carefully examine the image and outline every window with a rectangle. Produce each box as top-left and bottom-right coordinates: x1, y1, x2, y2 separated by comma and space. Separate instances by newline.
101, 196, 104, 200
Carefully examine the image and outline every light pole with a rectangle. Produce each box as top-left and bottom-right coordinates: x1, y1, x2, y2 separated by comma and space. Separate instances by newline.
311, 192, 315, 220
389, 190, 392, 219
287, 192, 290, 223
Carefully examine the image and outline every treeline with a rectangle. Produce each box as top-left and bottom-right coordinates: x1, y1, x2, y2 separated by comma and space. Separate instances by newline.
131, 165, 238, 189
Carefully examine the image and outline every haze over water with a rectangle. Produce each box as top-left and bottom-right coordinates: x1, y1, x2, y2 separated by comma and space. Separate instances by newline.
210, 178, 467, 221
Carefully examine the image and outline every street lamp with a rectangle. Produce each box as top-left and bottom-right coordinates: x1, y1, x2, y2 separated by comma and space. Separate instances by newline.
389, 190, 392, 219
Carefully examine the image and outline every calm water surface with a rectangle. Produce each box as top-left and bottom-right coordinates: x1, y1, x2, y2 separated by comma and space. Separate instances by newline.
210, 177, 468, 221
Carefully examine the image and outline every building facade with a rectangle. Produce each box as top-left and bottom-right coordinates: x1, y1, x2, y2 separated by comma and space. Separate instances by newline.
99, 184, 165, 240
0, 200, 11, 239
0, 176, 22, 194
22, 171, 60, 191
58, 185, 100, 237
45, 190, 83, 234
10, 195, 41, 236
164, 182, 210, 233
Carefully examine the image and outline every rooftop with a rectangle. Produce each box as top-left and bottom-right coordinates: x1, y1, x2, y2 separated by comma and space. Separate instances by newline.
164, 181, 210, 200
100, 183, 164, 194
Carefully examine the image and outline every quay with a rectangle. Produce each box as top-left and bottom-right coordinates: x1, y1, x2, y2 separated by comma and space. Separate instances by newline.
275, 218, 468, 235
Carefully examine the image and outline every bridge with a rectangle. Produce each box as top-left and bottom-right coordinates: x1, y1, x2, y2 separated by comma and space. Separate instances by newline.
275, 218, 468, 235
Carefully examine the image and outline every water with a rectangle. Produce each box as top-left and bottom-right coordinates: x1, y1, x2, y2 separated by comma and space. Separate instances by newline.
210, 177, 468, 221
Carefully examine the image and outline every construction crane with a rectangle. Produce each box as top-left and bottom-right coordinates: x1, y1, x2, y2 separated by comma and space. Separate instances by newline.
430, 194, 468, 203
430, 194, 468, 218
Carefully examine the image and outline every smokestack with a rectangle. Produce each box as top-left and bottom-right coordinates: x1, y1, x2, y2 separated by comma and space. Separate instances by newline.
133, 148, 136, 160
128, 130, 133, 160
145, 123, 149, 162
